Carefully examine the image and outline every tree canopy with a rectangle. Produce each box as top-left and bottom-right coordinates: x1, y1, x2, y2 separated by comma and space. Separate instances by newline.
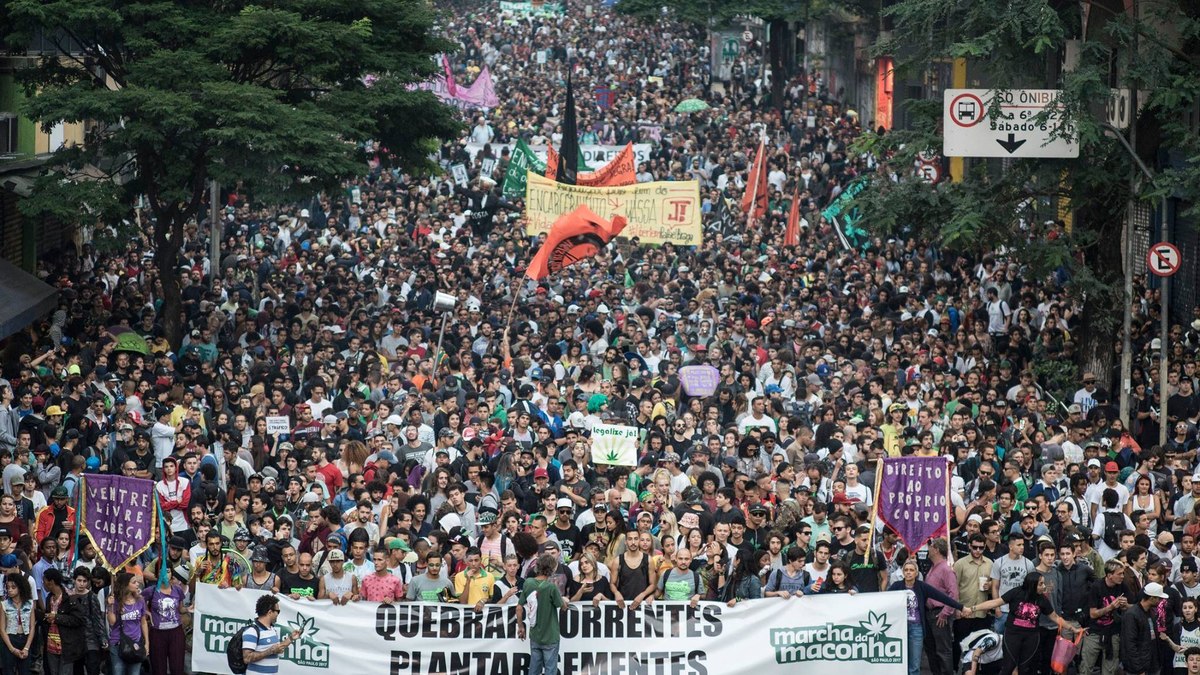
4, 0, 461, 344
849, 0, 1200, 381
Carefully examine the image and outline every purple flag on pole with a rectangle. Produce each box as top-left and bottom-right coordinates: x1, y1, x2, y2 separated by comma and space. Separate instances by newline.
81, 474, 158, 571
875, 456, 950, 551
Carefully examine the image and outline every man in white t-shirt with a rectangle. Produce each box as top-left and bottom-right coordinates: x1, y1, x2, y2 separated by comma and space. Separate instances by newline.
842, 464, 873, 505
1085, 461, 1131, 521
985, 287, 1011, 337
803, 540, 833, 587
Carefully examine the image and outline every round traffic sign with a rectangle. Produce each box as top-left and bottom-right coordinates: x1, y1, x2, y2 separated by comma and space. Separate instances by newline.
949, 92, 985, 128
918, 163, 941, 183
1148, 241, 1181, 277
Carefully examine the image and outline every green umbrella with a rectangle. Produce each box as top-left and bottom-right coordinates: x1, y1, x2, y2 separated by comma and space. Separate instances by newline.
110, 329, 150, 356
674, 98, 710, 113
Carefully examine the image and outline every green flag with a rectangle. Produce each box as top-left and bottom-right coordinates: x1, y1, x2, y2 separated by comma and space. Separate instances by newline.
501, 139, 545, 199
576, 147, 590, 172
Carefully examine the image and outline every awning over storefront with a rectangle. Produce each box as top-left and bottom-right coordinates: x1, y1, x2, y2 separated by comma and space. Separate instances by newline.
0, 257, 57, 340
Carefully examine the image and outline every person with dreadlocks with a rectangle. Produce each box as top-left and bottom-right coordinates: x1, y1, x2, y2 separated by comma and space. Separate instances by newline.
188, 532, 245, 593
143, 561, 187, 675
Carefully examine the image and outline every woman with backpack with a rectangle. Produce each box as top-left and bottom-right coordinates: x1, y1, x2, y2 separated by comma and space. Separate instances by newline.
106, 573, 149, 675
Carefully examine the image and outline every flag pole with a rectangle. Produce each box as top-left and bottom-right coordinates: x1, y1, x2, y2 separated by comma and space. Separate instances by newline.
867, 457, 883, 555
745, 140, 763, 229
70, 475, 84, 569
502, 284, 523, 349
945, 456, 954, 564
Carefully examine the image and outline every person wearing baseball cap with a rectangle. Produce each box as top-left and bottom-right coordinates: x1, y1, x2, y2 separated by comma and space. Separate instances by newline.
1122, 581, 1169, 674
320, 548, 356, 605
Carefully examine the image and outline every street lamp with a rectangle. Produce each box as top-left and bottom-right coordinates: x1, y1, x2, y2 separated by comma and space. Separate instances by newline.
1102, 122, 1169, 448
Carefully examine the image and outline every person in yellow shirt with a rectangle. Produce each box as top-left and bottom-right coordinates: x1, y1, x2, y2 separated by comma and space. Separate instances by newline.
881, 403, 908, 457
454, 547, 496, 611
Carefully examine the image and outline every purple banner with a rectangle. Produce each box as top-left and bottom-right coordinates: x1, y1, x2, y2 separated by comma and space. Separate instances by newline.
81, 474, 157, 571
875, 456, 950, 551
679, 365, 720, 397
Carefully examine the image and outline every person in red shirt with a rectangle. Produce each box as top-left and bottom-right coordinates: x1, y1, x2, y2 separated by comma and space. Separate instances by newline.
316, 448, 343, 495
34, 486, 75, 546
359, 549, 404, 602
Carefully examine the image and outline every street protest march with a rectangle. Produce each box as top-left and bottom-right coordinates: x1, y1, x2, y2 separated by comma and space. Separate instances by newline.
1, 0, 1195, 674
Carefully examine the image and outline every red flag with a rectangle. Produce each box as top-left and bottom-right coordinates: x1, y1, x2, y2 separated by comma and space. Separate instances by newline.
545, 146, 560, 180
526, 206, 627, 280
740, 140, 768, 220
785, 188, 801, 247
578, 143, 636, 187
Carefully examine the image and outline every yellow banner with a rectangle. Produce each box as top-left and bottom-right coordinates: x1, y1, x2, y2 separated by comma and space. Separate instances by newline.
524, 172, 702, 246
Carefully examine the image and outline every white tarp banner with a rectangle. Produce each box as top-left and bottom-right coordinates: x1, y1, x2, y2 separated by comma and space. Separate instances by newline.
464, 142, 653, 167
192, 585, 909, 675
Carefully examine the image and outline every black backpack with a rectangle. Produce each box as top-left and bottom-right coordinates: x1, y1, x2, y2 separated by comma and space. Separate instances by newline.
226, 621, 261, 675
1101, 512, 1123, 551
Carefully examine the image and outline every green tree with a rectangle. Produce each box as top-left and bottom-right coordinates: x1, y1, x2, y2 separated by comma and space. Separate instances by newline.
4, 0, 460, 346
850, 0, 1200, 385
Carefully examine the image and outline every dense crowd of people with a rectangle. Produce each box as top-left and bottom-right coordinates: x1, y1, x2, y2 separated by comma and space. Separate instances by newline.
2, 1, 1200, 675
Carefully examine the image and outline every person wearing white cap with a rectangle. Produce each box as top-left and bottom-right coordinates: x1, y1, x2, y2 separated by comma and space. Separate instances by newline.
1121, 581, 1169, 675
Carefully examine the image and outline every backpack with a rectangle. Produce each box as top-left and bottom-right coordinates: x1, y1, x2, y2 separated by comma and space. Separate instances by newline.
767, 567, 810, 593
661, 567, 700, 599
522, 579, 541, 630
226, 621, 261, 675
1101, 512, 1123, 551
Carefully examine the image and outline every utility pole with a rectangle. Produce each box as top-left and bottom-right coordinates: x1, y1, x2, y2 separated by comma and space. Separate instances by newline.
1158, 197, 1169, 448
209, 179, 220, 290
1119, 89, 1136, 427
1103, 122, 1169, 448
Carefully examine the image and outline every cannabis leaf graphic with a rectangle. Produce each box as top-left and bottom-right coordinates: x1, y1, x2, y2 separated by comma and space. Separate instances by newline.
285, 613, 319, 640
603, 451, 621, 463
858, 611, 891, 636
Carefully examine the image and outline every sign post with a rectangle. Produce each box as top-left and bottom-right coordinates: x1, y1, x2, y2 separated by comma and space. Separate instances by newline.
1147, 241, 1180, 277
943, 89, 1079, 158
1150, 240, 1176, 449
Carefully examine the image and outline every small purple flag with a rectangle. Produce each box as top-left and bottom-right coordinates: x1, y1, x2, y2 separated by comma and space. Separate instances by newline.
875, 456, 950, 551
81, 474, 158, 571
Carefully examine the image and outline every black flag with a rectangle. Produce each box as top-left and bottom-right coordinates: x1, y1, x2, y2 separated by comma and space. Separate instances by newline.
556, 72, 579, 185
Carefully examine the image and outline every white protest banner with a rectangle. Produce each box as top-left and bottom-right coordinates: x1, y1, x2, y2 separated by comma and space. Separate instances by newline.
591, 423, 639, 466
464, 142, 652, 166
481, 157, 497, 178
451, 163, 470, 186
192, 585, 908, 675
265, 416, 291, 435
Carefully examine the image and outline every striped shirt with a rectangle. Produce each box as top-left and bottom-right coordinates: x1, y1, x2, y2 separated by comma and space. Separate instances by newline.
242, 621, 281, 675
